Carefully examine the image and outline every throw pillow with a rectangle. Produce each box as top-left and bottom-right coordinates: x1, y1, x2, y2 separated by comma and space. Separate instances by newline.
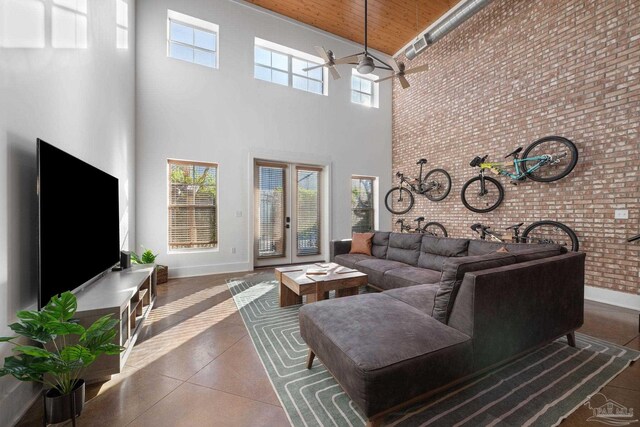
497, 246, 509, 253
350, 232, 374, 255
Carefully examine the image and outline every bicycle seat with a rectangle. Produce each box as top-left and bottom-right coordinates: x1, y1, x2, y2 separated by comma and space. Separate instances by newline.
416, 158, 427, 165
505, 222, 524, 230
504, 147, 523, 159
414, 216, 425, 222
470, 223, 489, 231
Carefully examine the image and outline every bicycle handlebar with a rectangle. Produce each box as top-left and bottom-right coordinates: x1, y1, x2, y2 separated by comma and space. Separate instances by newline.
628, 234, 640, 243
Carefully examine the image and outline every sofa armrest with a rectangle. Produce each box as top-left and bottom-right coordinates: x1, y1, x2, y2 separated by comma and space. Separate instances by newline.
330, 239, 352, 261
448, 252, 585, 371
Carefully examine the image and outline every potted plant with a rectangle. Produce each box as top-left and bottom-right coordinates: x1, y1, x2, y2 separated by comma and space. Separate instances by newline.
131, 246, 168, 284
0, 292, 123, 424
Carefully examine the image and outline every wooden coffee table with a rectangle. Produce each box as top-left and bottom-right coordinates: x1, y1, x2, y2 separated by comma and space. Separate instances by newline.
275, 263, 368, 307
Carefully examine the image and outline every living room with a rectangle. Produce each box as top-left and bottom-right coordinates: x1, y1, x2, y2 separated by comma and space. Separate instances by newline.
0, 0, 638, 426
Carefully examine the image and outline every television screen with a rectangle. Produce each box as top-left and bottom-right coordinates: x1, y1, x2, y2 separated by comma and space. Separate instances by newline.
37, 139, 120, 309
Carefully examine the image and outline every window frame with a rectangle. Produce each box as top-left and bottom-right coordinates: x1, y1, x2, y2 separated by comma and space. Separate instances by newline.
167, 9, 219, 69
351, 175, 376, 234
167, 159, 219, 253
254, 37, 328, 96
351, 70, 379, 108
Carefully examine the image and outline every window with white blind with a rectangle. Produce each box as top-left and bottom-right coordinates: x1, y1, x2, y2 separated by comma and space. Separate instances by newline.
351, 70, 378, 108
297, 167, 321, 256
351, 176, 375, 233
168, 160, 218, 251
255, 163, 287, 259
167, 10, 218, 68
254, 38, 327, 95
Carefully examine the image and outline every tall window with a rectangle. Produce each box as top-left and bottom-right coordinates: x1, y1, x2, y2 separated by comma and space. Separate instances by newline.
52, 0, 88, 49
351, 71, 377, 108
254, 38, 326, 95
167, 10, 218, 68
351, 176, 375, 233
297, 167, 321, 255
168, 160, 218, 250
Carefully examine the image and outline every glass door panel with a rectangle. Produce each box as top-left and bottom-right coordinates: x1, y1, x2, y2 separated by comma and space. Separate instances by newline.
255, 162, 289, 265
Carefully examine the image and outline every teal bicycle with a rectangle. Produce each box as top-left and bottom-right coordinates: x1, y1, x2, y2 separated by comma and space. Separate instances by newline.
461, 136, 578, 213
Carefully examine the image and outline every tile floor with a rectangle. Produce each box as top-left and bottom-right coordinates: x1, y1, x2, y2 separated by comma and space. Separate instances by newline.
16, 270, 640, 426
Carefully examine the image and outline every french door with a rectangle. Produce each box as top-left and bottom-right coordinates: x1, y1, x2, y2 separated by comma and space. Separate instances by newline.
254, 161, 324, 267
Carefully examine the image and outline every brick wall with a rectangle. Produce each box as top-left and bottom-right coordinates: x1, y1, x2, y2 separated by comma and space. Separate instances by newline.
391, 0, 639, 294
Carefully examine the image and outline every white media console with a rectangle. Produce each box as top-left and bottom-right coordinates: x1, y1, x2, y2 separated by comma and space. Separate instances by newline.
73, 264, 157, 382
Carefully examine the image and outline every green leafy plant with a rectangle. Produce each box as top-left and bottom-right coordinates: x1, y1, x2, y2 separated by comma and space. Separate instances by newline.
131, 248, 158, 265
0, 292, 124, 395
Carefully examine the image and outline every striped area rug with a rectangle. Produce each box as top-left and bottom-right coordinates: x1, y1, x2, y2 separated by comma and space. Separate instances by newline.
227, 273, 639, 427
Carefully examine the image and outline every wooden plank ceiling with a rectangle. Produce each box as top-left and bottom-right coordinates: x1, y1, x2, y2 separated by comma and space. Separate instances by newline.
245, 0, 457, 55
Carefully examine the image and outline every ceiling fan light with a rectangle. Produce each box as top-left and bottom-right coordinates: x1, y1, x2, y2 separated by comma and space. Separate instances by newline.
357, 56, 375, 74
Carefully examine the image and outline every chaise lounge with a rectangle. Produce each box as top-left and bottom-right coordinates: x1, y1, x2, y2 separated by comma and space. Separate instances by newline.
299, 232, 585, 426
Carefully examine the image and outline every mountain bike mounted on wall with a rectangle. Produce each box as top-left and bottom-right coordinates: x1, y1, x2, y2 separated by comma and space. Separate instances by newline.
470, 220, 579, 251
385, 159, 452, 214
461, 136, 579, 213
396, 217, 448, 237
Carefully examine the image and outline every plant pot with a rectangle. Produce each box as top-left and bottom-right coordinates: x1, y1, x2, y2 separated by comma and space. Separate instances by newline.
45, 379, 85, 424
157, 265, 168, 284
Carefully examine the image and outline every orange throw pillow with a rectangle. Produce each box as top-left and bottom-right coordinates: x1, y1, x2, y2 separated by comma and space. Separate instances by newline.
350, 232, 374, 255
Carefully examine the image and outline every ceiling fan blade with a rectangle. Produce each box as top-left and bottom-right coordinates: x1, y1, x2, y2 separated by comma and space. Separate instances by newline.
302, 64, 326, 72
314, 46, 331, 62
388, 58, 401, 73
375, 74, 396, 83
334, 54, 361, 65
328, 66, 341, 80
399, 75, 411, 89
404, 64, 429, 75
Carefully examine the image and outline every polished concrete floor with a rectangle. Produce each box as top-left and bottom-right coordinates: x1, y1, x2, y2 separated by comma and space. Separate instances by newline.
17, 271, 640, 426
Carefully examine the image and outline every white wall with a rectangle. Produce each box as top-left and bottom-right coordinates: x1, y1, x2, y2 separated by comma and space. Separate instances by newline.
0, 0, 136, 424
136, 0, 393, 277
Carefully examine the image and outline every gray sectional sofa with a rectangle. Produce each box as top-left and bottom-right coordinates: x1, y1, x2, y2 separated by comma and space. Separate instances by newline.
300, 232, 585, 426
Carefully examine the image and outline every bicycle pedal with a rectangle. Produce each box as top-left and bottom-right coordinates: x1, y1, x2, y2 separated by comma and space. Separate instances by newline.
511, 181, 519, 186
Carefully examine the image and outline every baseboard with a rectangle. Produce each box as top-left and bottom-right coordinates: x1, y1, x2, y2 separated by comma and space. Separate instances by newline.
584, 286, 640, 311
0, 379, 40, 427
168, 262, 251, 279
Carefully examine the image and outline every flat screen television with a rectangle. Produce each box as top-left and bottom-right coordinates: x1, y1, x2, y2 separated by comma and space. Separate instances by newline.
37, 139, 120, 309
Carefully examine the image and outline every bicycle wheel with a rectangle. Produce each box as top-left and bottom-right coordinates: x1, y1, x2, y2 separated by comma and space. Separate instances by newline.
423, 222, 448, 237
460, 176, 504, 213
422, 169, 452, 202
522, 136, 578, 182
522, 221, 579, 251
384, 187, 414, 214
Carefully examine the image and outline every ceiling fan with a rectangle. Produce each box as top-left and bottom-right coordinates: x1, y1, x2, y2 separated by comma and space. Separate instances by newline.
376, 61, 430, 89
302, 0, 429, 88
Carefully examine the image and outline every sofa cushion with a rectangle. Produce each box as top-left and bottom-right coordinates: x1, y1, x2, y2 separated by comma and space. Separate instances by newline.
384, 283, 440, 315
371, 231, 390, 259
334, 253, 375, 269
299, 294, 472, 417
386, 233, 422, 266
382, 266, 441, 290
354, 258, 407, 285
468, 240, 563, 256
433, 252, 517, 324
418, 236, 470, 271
350, 232, 374, 255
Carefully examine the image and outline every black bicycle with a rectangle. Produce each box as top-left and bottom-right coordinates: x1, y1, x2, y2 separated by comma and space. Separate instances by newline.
395, 217, 448, 237
385, 159, 451, 214
461, 136, 579, 213
470, 220, 579, 251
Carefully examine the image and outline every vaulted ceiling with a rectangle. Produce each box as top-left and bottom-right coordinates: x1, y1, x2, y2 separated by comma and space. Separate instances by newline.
245, 0, 457, 55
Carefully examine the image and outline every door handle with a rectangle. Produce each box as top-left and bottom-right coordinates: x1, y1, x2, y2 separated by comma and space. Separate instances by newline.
285, 224, 290, 229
